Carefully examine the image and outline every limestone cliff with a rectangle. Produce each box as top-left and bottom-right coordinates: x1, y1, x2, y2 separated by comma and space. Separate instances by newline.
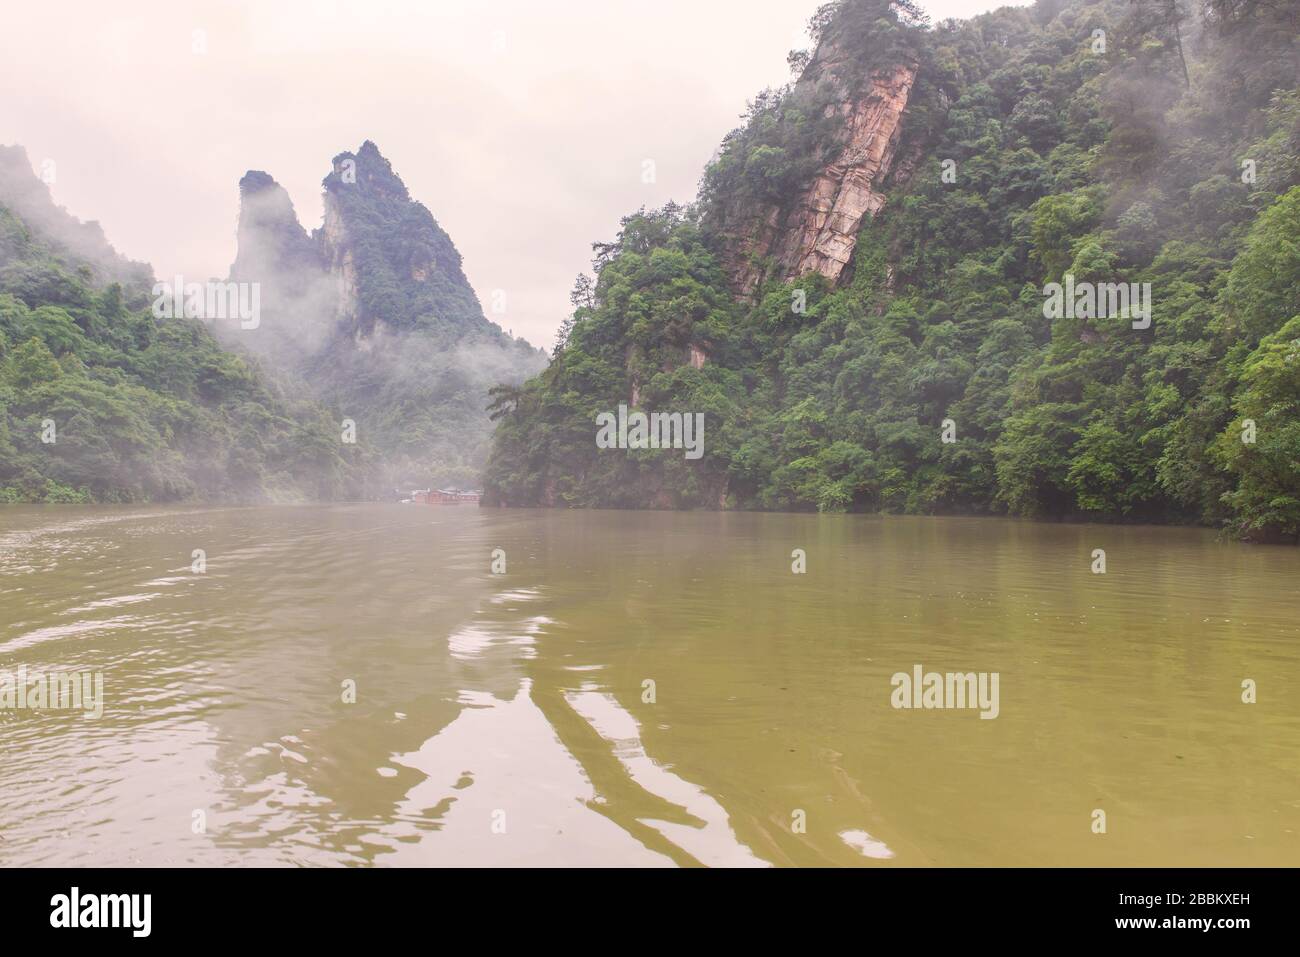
319, 184, 357, 327
718, 37, 918, 295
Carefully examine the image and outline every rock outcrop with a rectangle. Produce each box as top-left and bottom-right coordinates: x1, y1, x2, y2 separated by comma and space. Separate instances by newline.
720, 44, 917, 295
318, 183, 357, 327
777, 62, 916, 280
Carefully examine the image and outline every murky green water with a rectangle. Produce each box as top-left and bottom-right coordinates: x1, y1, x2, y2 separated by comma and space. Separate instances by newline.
1, 505, 1297, 866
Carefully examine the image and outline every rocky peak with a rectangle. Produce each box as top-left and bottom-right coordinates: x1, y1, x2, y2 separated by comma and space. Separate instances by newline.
323, 140, 411, 203
229, 140, 539, 359
232, 170, 319, 281
314, 140, 485, 336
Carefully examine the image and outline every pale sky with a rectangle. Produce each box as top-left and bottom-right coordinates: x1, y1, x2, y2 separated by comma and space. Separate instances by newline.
1, 0, 1029, 349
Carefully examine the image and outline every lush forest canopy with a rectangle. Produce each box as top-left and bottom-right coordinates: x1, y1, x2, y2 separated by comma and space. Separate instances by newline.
484, 0, 1300, 542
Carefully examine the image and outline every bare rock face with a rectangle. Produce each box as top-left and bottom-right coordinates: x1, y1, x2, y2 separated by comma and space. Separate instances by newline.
777, 62, 916, 281
319, 186, 358, 326
722, 54, 917, 295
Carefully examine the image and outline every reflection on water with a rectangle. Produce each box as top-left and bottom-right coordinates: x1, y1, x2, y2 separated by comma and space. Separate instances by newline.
0, 505, 1297, 866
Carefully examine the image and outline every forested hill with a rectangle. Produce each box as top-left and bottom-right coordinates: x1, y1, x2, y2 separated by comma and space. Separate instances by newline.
0, 144, 357, 503
482, 0, 1300, 542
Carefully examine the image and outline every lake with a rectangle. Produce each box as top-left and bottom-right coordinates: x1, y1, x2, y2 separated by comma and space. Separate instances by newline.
1, 505, 1296, 866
